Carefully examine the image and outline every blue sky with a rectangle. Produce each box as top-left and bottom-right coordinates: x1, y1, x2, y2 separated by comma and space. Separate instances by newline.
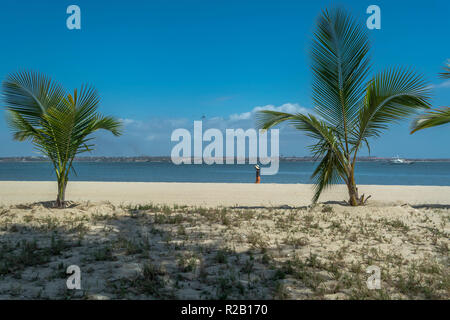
0, 0, 449, 158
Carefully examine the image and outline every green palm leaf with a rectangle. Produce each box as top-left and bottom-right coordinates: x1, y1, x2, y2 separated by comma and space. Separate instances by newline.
2, 70, 123, 207
2, 71, 66, 126
410, 61, 450, 133
410, 107, 450, 133
256, 8, 431, 205
355, 67, 431, 145
311, 8, 371, 146
258, 110, 348, 203
439, 61, 450, 79
311, 149, 345, 203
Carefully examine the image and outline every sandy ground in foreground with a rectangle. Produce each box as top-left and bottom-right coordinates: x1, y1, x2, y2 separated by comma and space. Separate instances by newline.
0, 182, 448, 299
0, 201, 448, 300
0, 181, 449, 207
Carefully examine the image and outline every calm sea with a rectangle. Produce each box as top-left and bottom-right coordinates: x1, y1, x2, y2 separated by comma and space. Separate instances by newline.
0, 161, 449, 186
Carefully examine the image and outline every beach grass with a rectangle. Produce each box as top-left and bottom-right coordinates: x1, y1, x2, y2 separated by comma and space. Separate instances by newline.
0, 201, 448, 300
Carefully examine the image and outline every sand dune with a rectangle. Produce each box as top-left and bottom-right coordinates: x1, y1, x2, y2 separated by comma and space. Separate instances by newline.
0, 181, 449, 207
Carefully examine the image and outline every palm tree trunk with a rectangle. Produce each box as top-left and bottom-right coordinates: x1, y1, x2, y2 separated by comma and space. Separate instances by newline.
347, 171, 359, 206
56, 177, 67, 208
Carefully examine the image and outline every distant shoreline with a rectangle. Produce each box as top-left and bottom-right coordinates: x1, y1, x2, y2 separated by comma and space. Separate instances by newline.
1, 156, 450, 163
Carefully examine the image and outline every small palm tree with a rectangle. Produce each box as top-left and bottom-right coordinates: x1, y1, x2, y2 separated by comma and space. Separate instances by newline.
411, 62, 450, 133
257, 8, 431, 206
2, 71, 122, 208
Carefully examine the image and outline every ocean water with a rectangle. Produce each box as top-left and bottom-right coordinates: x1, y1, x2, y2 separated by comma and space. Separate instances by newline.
0, 161, 449, 186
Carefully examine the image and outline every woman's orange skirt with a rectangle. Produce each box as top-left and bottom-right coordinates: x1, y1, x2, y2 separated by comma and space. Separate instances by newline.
255, 176, 261, 184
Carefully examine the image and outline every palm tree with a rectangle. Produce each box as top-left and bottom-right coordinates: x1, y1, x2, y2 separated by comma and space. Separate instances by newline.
257, 8, 431, 206
2, 71, 122, 208
411, 62, 450, 133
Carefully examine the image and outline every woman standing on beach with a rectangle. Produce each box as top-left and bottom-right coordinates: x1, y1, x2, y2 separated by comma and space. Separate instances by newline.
255, 165, 261, 184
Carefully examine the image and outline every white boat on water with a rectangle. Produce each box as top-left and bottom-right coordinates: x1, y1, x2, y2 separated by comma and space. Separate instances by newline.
390, 156, 414, 164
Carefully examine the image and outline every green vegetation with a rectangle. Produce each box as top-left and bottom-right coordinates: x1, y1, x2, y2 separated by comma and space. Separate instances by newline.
257, 8, 431, 206
411, 61, 450, 133
1, 71, 122, 207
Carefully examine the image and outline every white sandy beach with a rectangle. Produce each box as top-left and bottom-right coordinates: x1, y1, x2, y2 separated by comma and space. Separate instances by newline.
0, 181, 448, 207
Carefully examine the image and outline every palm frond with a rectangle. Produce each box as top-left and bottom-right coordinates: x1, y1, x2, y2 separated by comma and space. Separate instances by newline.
355, 67, 431, 145
2, 70, 66, 127
1, 70, 123, 188
89, 116, 123, 136
5, 111, 36, 141
289, 113, 345, 158
311, 8, 371, 137
439, 61, 450, 79
410, 107, 450, 133
256, 110, 298, 130
257, 110, 345, 158
311, 148, 346, 203
257, 109, 348, 202
41, 86, 123, 168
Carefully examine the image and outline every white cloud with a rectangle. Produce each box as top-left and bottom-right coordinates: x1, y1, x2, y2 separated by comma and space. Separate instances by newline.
120, 118, 140, 126
252, 103, 309, 114
435, 80, 450, 89
168, 119, 189, 127
229, 111, 252, 121
429, 80, 450, 89
228, 103, 309, 122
